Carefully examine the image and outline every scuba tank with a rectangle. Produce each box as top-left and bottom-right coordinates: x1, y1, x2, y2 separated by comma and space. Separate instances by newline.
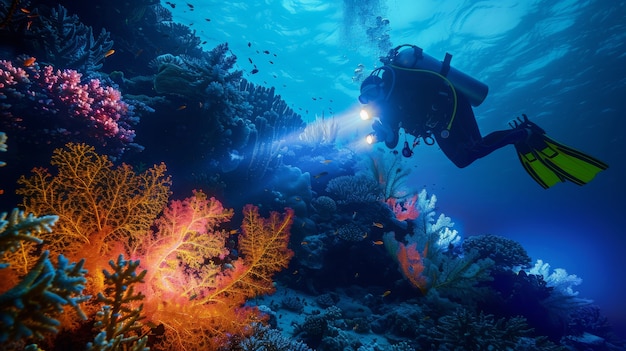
390, 44, 489, 107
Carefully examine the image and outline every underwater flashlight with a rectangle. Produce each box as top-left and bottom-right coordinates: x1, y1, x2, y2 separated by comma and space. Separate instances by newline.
360, 108, 372, 121
365, 132, 377, 145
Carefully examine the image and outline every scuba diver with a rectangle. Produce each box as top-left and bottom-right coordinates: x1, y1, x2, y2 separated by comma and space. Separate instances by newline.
358, 44, 608, 189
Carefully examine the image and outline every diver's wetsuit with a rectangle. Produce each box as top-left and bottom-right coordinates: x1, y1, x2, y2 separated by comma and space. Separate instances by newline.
379, 66, 528, 168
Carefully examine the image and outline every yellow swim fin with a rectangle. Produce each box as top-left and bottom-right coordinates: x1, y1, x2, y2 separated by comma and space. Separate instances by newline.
515, 133, 608, 189
534, 135, 608, 186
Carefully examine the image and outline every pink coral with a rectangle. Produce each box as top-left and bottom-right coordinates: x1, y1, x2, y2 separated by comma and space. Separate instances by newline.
0, 58, 139, 156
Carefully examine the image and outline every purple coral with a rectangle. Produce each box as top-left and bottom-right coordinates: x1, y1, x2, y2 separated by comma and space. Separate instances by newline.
0, 59, 140, 157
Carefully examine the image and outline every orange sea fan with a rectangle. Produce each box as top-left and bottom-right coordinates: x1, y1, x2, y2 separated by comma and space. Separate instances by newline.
16, 143, 171, 261
133, 196, 294, 351
13, 143, 171, 298
397, 242, 429, 294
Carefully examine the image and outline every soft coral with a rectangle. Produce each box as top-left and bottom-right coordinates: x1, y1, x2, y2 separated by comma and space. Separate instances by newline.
132, 194, 294, 350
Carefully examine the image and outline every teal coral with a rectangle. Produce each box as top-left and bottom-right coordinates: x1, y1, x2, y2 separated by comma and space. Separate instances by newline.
0, 131, 6, 167
0, 209, 88, 343
0, 209, 56, 259
87, 254, 148, 351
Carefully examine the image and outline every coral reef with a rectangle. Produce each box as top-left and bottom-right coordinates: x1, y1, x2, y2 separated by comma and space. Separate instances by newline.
429, 308, 533, 350
11, 144, 295, 350
240, 79, 305, 180
238, 323, 313, 351
86, 254, 148, 351
0, 4, 113, 75
463, 234, 532, 271
0, 131, 6, 167
325, 174, 382, 205
359, 146, 414, 201
298, 112, 339, 150
0, 60, 143, 157
0, 209, 88, 346
15, 143, 171, 285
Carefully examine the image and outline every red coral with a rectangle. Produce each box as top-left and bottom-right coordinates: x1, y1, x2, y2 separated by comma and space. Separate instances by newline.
386, 194, 420, 221
397, 242, 429, 294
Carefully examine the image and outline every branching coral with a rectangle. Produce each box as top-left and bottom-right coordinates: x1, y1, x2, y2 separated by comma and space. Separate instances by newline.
383, 190, 492, 300
429, 308, 532, 350
0, 209, 88, 345
360, 146, 413, 201
241, 79, 305, 180
14, 143, 170, 296
87, 254, 148, 351
0, 59, 143, 157
13, 4, 113, 74
325, 174, 382, 205
13, 144, 294, 350
0, 131, 6, 167
128, 195, 293, 351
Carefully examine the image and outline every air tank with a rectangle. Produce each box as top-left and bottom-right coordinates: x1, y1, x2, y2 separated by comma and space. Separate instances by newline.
393, 45, 489, 107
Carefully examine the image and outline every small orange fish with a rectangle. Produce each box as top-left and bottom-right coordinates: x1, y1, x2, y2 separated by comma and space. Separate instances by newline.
372, 222, 383, 228
381, 290, 391, 298
20, 8, 30, 13
26, 20, 32, 30
177, 105, 187, 110
228, 229, 238, 235
300, 241, 308, 246
104, 49, 115, 58
23, 57, 36, 67
320, 159, 332, 164
372, 240, 384, 245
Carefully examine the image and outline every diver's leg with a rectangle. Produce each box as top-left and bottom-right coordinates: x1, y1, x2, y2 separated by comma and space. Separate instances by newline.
436, 97, 529, 168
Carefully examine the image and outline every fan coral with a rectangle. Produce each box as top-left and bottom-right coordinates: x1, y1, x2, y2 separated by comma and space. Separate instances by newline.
386, 194, 420, 221
298, 112, 339, 149
130, 198, 294, 351
15, 143, 171, 295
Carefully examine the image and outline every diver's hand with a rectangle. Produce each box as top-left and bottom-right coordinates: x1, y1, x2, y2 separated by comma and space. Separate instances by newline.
508, 114, 546, 135
372, 121, 399, 148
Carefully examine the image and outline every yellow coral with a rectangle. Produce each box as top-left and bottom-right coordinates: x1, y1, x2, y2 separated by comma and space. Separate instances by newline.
14, 143, 171, 305
16, 143, 171, 260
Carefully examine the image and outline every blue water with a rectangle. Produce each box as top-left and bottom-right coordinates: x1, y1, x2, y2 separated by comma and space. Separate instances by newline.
169, 0, 626, 336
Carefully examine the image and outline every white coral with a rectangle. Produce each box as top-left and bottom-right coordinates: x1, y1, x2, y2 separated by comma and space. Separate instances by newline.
528, 259, 582, 296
